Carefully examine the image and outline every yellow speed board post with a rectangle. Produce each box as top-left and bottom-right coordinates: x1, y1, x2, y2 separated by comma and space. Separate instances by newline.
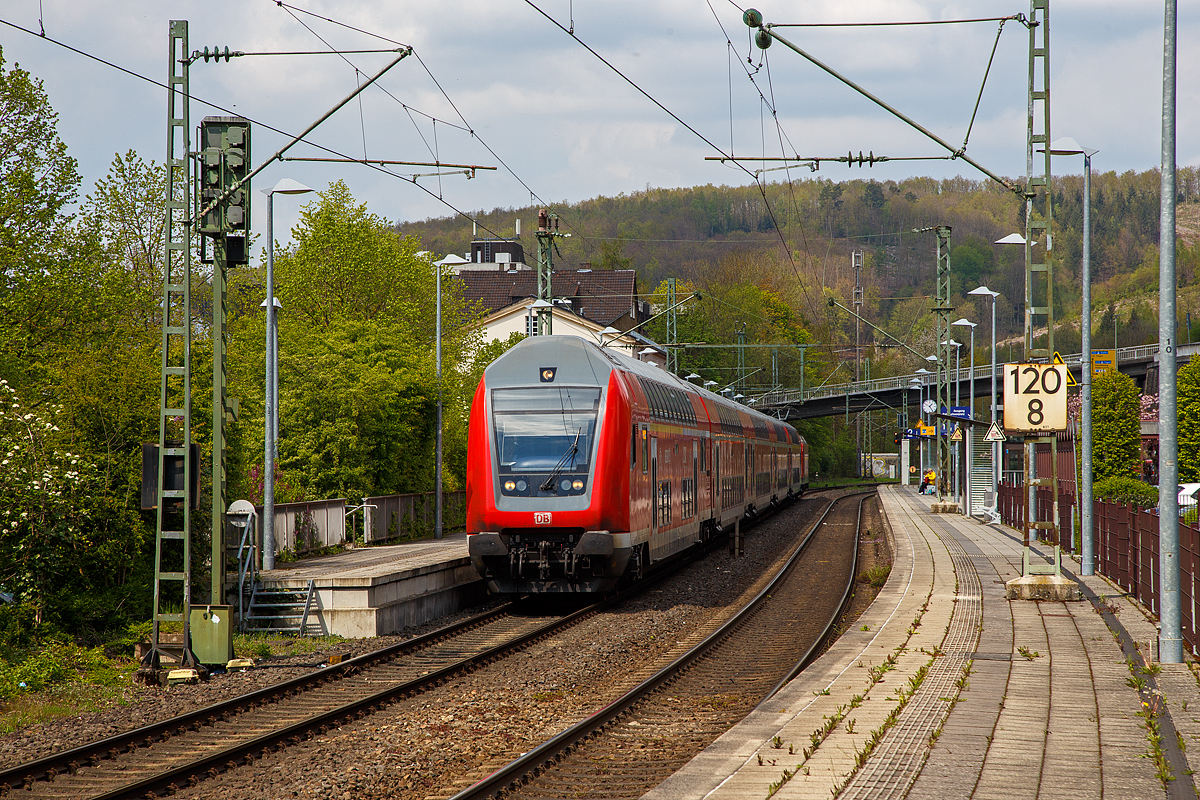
1004, 364, 1069, 432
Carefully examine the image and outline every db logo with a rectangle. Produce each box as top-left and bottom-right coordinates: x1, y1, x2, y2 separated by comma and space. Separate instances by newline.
534, 512, 553, 526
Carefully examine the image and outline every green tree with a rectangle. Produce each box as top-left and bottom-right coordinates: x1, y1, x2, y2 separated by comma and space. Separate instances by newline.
228, 181, 485, 503
0, 381, 101, 623
1091, 370, 1141, 481
1178, 359, 1200, 481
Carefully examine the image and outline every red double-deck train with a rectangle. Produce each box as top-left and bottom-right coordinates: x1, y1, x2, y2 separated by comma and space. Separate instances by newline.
465, 335, 808, 595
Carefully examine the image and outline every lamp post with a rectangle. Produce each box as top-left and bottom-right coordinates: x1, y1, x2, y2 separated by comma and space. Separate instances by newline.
925, 354, 938, 482
968, 286, 1000, 514
953, 319, 977, 515
942, 339, 962, 507
432, 255, 462, 539
1048, 137, 1099, 575
995, 235, 1028, 501
261, 178, 313, 571
908, 378, 921, 486
916, 367, 931, 475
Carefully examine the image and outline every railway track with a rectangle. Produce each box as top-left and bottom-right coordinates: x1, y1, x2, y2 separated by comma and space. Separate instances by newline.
2, 491, 817, 800
449, 491, 871, 800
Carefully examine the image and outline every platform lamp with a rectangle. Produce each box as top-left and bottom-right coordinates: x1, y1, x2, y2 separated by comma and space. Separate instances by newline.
1047, 137, 1098, 574
952, 319, 977, 516
685, 372, 701, 383
433, 254, 466, 540
908, 377, 922, 487
967, 286, 1000, 516
262, 178, 313, 571
941, 339, 962, 507
916, 366, 932, 473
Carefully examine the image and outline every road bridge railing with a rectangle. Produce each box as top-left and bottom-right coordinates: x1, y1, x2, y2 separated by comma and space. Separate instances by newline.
754, 341, 1190, 409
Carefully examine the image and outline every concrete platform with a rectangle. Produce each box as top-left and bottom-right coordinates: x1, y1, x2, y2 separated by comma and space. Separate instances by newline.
255, 532, 486, 638
645, 485, 1194, 799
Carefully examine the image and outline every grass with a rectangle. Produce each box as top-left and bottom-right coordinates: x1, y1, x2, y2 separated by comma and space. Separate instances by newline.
0, 629, 349, 736
232, 632, 347, 661
858, 564, 892, 589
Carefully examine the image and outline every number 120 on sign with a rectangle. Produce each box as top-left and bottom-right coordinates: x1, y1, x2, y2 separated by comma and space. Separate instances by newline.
1003, 364, 1068, 432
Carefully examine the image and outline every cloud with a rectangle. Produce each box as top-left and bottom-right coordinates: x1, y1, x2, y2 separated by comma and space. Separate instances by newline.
0, 0, 1193, 242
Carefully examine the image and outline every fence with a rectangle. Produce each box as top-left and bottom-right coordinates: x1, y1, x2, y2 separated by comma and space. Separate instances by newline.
364, 490, 467, 544
254, 498, 347, 556
998, 482, 1200, 655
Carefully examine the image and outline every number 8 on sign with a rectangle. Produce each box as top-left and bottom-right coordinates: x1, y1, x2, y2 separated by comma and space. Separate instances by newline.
1003, 364, 1069, 432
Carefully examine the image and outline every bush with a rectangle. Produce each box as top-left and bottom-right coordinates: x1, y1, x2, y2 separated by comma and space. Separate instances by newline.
1093, 476, 1159, 508
0, 641, 125, 700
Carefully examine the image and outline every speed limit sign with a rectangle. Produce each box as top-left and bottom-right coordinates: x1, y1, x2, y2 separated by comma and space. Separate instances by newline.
1004, 364, 1068, 432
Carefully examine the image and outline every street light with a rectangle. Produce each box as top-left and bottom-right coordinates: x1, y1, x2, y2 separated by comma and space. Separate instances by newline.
433, 254, 465, 539
261, 178, 314, 571
908, 377, 922, 487
968, 286, 1001, 519
1048, 136, 1098, 574
942, 339, 963, 507
916, 368, 931, 474
952, 319, 977, 516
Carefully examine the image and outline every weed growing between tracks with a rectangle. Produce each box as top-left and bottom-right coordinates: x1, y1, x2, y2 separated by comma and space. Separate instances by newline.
762, 580, 938, 798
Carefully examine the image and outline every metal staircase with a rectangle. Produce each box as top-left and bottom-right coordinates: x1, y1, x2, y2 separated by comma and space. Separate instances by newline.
244, 580, 319, 635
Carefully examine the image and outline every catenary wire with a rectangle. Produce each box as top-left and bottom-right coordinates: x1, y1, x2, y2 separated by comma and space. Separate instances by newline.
520, 0, 812, 335
0, 15, 511, 240
274, 0, 602, 256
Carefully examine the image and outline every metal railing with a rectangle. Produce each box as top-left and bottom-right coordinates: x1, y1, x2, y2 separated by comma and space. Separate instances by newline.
755, 341, 1183, 407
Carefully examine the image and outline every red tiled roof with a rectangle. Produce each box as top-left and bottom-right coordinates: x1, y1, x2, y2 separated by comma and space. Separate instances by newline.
457, 269, 638, 326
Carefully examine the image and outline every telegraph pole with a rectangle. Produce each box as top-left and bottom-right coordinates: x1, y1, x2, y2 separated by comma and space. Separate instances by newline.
535, 209, 569, 334
667, 277, 678, 373
199, 116, 250, 616
142, 20, 200, 680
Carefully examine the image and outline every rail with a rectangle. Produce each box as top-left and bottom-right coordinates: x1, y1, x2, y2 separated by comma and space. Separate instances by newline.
448, 491, 872, 800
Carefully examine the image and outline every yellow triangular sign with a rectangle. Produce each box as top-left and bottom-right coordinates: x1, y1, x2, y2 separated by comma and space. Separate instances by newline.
1052, 352, 1079, 387
950, 428, 963, 441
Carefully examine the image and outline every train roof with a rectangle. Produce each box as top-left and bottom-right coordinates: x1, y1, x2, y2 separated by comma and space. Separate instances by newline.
488, 335, 800, 440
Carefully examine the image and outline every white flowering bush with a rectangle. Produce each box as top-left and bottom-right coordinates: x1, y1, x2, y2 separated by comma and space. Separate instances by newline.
0, 380, 99, 623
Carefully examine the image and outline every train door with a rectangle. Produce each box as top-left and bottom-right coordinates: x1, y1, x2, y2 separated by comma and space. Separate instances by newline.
650, 437, 658, 537
714, 440, 721, 512
692, 440, 699, 527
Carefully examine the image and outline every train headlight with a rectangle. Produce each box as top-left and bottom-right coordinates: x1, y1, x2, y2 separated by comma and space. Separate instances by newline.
503, 480, 516, 492
516, 480, 527, 491
572, 479, 584, 491
560, 478, 572, 492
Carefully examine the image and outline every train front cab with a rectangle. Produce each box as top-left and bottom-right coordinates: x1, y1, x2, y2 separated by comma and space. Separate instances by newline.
466, 337, 636, 594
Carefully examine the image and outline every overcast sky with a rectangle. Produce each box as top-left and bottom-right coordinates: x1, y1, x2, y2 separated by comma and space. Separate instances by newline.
2, 1, 1195, 250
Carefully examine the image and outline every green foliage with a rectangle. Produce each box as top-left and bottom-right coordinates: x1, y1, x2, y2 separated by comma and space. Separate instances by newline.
0, 640, 127, 700
1093, 476, 1158, 508
0, 381, 104, 623
277, 319, 436, 499
227, 181, 486, 502
1091, 370, 1141, 482
1178, 358, 1200, 481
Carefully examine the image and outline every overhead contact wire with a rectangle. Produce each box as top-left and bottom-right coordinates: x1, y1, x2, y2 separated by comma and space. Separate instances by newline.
0, 16, 509, 240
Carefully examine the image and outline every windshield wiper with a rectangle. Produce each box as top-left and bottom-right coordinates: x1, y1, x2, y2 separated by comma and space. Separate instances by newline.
540, 428, 581, 493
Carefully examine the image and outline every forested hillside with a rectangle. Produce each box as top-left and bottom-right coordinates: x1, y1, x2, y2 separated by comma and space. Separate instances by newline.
399, 168, 1200, 364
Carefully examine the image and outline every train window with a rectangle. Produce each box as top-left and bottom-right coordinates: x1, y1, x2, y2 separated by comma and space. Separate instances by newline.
641, 426, 648, 473
491, 387, 601, 474
631, 423, 637, 470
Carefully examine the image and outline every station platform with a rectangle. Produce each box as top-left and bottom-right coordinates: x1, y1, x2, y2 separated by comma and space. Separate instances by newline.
256, 532, 486, 638
646, 485, 1196, 800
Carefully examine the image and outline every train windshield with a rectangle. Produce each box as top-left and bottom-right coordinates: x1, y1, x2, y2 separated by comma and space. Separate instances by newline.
492, 387, 601, 474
